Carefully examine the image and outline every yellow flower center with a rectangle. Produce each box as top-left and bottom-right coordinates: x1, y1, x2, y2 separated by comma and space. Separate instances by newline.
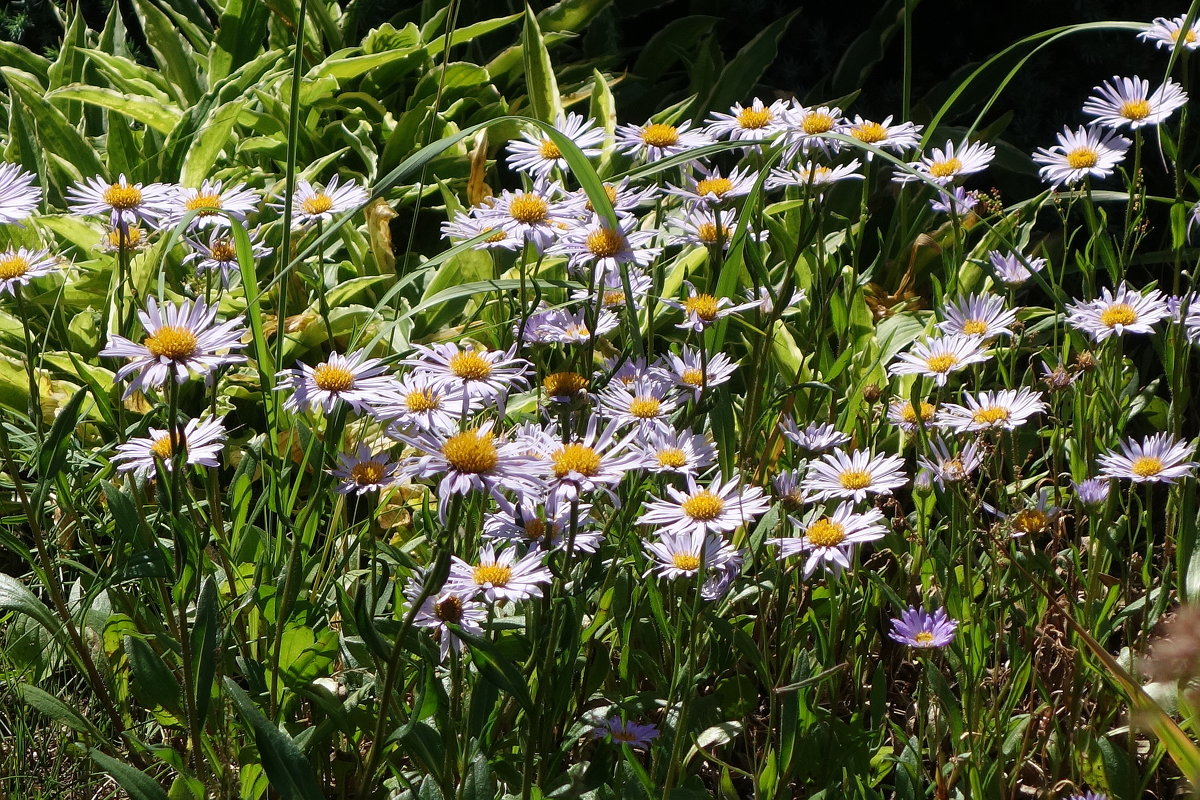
656, 448, 688, 468
805, 518, 846, 547
800, 111, 835, 135
1066, 147, 1099, 169
472, 562, 512, 586
312, 363, 355, 392
961, 319, 989, 335
1130, 456, 1164, 477
899, 401, 937, 424
143, 326, 199, 360
695, 177, 733, 197
671, 553, 701, 571
449, 351, 493, 381
107, 226, 144, 248
301, 193, 334, 215
185, 193, 222, 215
737, 107, 772, 129
696, 222, 731, 244
1187, 29, 1198, 44
405, 389, 439, 412
1099, 303, 1137, 327
602, 290, 626, 306
0, 254, 29, 280
928, 157, 963, 179
483, 230, 508, 243
563, 324, 590, 339
544, 371, 588, 396
350, 461, 386, 485
433, 594, 463, 623
586, 228, 625, 258
552, 443, 601, 478
683, 294, 720, 320
209, 238, 237, 262
538, 139, 562, 160
850, 122, 887, 143
1011, 509, 1048, 534
838, 470, 872, 491
1120, 99, 1151, 121
628, 397, 662, 419
149, 433, 176, 460
924, 353, 960, 374
914, 631, 935, 645
103, 184, 142, 209
680, 368, 705, 386
971, 406, 1011, 426
681, 490, 725, 521
508, 193, 549, 224
585, 185, 620, 213
523, 518, 548, 541
442, 429, 499, 474
640, 123, 680, 148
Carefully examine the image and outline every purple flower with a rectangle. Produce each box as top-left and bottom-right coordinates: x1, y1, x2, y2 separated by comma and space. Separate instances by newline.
1073, 477, 1111, 507
591, 717, 660, 749
889, 606, 957, 648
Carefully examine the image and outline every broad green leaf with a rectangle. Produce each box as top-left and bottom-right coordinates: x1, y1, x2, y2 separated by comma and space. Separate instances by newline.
130, 0, 203, 104
180, 100, 245, 186
90, 750, 168, 800
124, 636, 183, 714
223, 678, 325, 800
521, 4, 562, 123
699, 9, 798, 118
19, 684, 103, 737
538, 0, 613, 32
49, 85, 183, 134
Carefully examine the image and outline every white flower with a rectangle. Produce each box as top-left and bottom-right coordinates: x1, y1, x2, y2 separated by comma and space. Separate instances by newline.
67, 173, 174, 231
541, 418, 646, 503
765, 160, 863, 192
664, 164, 758, 207
332, 444, 400, 494
505, 112, 604, 178
445, 544, 553, 603
658, 346, 738, 397
0, 162, 41, 224
895, 140, 995, 185
549, 216, 660, 276
599, 376, 678, 433
279, 176, 369, 228
633, 427, 717, 475
887, 400, 938, 432
779, 418, 849, 452
1082, 76, 1188, 130
988, 250, 1046, 286
412, 589, 486, 662
1066, 284, 1169, 342
771, 503, 887, 578
662, 281, 760, 331
1097, 433, 1197, 484
477, 181, 581, 252
280, 349, 399, 415
705, 98, 790, 143
644, 530, 739, 580
483, 495, 601, 555
168, 180, 260, 230
615, 119, 712, 162
916, 438, 984, 489
402, 343, 529, 405
802, 448, 907, 502
937, 292, 1018, 338
1139, 16, 1200, 51
374, 371, 476, 434
0, 248, 61, 295
112, 417, 227, 478
1032, 125, 1131, 187
843, 115, 922, 156
935, 388, 1046, 433
781, 104, 845, 156
888, 335, 991, 386
638, 473, 770, 538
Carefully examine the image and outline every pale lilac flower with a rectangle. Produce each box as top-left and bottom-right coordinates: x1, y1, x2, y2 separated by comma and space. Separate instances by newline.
599, 376, 678, 433
916, 438, 984, 489
937, 293, 1018, 338
781, 104, 845, 156
403, 343, 529, 405
168, 180, 260, 230
112, 416, 227, 478
445, 544, 552, 603
765, 160, 863, 191
505, 112, 604, 178
483, 495, 601, 554
440, 207, 518, 250
638, 473, 770, 538
779, 418, 850, 453
542, 418, 646, 503
935, 388, 1046, 433
634, 428, 717, 475
1033, 125, 1131, 187
744, 285, 806, 315
659, 347, 738, 397
67, 173, 174, 231
887, 400, 938, 432
843, 115, 923, 156
412, 588, 486, 662
888, 335, 991, 386
705, 98, 790, 143
1074, 477, 1111, 506
185, 229, 272, 287
663, 282, 760, 331
480, 181, 581, 252
988, 250, 1046, 286
889, 606, 957, 648
895, 140, 995, 185
549, 216, 660, 276
374, 372, 476, 434
1066, 284, 1169, 342
280, 349, 399, 415
771, 503, 887, 578
802, 448, 907, 502
644, 530, 739, 580
0, 248, 60, 295
1140, 16, 1200, 51
332, 444, 400, 494
591, 717, 660, 749
0, 163, 41, 224
1097, 433, 1197, 484
1082, 76, 1188, 130
279, 175, 369, 228
615, 119, 712, 162
929, 186, 978, 214
664, 163, 758, 207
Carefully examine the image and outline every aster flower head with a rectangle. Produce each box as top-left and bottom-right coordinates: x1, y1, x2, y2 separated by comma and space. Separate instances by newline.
772, 469, 813, 510
549, 216, 660, 276
896, 139, 995, 185
440, 206, 518, 251
445, 544, 553, 603
644, 529, 739, 580
332, 444, 400, 495
100, 297, 247, 398
664, 163, 758, 207
112, 416, 227, 479
542, 418, 647, 503
280, 175, 369, 228
929, 186, 979, 215
888, 335, 991, 386
280, 349, 399, 416
0, 163, 41, 224
988, 250, 1046, 286
591, 717, 661, 749
889, 606, 958, 648
665, 207, 756, 250
599, 375, 678, 433
1065, 792, 1107, 800
765, 160, 864, 193
99, 224, 150, 254
168, 180, 260, 230
659, 347, 738, 398
1066, 284, 1169, 342
574, 177, 661, 218
373, 371, 476, 435
185, 228, 272, 288
744, 285, 807, 316
916, 438, 984, 489
888, 399, 939, 432
843, 115, 923, 156
67, 173, 174, 232
1140, 16, 1200, 51
615, 119, 712, 162
638, 472, 771, 538
935, 388, 1047, 433
705, 97, 790, 143
634, 427, 717, 475
1074, 477, 1111, 506
663, 281, 760, 332
938, 292, 1019, 338
1097, 432, 1197, 484
0, 248, 61, 295
570, 267, 654, 311
483, 495, 600, 554
402, 342, 529, 405
1004, 490, 1062, 538
781, 103, 845, 156
780, 418, 850, 453
772, 503, 887, 578
1033, 125, 1131, 187
411, 587, 486, 662
802, 447, 907, 502
1082, 76, 1188, 130
505, 112, 604, 178
527, 307, 620, 347
478, 181, 582, 252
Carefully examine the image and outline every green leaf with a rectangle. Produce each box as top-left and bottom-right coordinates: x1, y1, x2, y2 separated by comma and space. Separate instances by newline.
699, 9, 798, 118
180, 100, 245, 186
48, 85, 182, 135
521, 4, 562, 123
0, 573, 59, 634
124, 636, 183, 714
312, 47, 422, 81
19, 684, 104, 737
130, 0, 203, 104
538, 0, 613, 32
90, 749, 168, 800
223, 678, 325, 800
191, 578, 219, 725
34, 387, 85, 511
453, 627, 534, 714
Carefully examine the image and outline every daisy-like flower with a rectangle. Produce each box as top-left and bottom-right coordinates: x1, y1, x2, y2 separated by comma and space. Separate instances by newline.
374, 371, 475, 434
505, 112, 604, 178
479, 182, 581, 252
591, 717, 660, 749
531, 307, 621, 346
935, 388, 1046, 433
1074, 477, 1111, 506
100, 297, 246, 398
1140, 16, 1200, 51
663, 281, 760, 332
112, 416, 227, 479
888, 335, 991, 386
1033, 125, 1131, 187
771, 503, 887, 578
1066, 284, 1169, 342
332, 444, 400, 494
1066, 792, 1107, 800
541, 370, 591, 407
441, 207, 519, 251
280, 349, 399, 415
445, 544, 552, 603
843, 115, 923, 157
887, 399, 938, 432
779, 418, 850, 452
1003, 490, 1061, 538
634, 427, 717, 475
802, 448, 907, 502
615, 119, 712, 163
1082, 76, 1188, 130
281, 175, 370, 228
574, 177, 661, 218
599, 376, 678, 433
644, 530, 739, 580
988, 250, 1046, 286
602, 355, 652, 388
705, 97, 790, 143
638, 473, 770, 538
772, 469, 813, 510
399, 422, 546, 521
67, 173, 174, 231
570, 268, 653, 311
916, 438, 984, 489
0, 163, 41, 224
1097, 432, 1197, 484
744, 285, 807, 316
664, 164, 758, 207
889, 606, 958, 648
168, 180, 260, 230
665, 207, 752, 250
0, 248, 60, 295
550, 216, 660, 276
659, 347, 738, 397
99, 224, 150, 254
403, 343, 529, 405
938, 292, 1018, 338
781, 104, 844, 156
765, 160, 864, 192
483, 495, 601, 554
895, 140, 995, 185
184, 229, 272, 287
929, 186, 979, 215
542, 418, 646, 503
412, 588, 486, 662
